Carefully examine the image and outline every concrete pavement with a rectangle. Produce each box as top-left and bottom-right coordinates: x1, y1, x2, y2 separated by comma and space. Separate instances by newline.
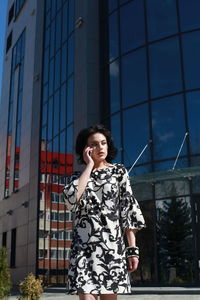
8, 287, 200, 300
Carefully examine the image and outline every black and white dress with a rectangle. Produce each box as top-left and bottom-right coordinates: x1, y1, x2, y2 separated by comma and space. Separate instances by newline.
63, 164, 145, 294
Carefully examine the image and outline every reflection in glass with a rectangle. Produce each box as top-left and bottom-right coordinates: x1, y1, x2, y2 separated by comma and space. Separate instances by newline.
109, 12, 119, 61
43, 49, 49, 85
49, 59, 54, 96
68, 36, 74, 76
53, 91, 60, 137
155, 179, 189, 200
109, 60, 120, 113
50, 20, 55, 59
156, 197, 193, 283
186, 91, 200, 154
132, 200, 156, 284
55, 11, 61, 51
55, 51, 61, 91
62, 2, 68, 43
111, 113, 122, 163
40, 11, 75, 283
129, 164, 152, 176
149, 37, 182, 98
60, 84, 67, 131
120, 0, 145, 53
5, 30, 25, 195
154, 158, 188, 172
192, 176, 200, 194
61, 43, 67, 84
122, 48, 147, 107
67, 77, 73, 125
182, 31, 200, 90
108, 0, 118, 13
146, 0, 178, 41
48, 97, 53, 141
179, 0, 200, 31
123, 104, 150, 166
152, 95, 186, 160
68, 0, 74, 35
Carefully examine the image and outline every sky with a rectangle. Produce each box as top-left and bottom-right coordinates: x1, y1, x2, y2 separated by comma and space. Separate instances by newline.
0, 0, 8, 105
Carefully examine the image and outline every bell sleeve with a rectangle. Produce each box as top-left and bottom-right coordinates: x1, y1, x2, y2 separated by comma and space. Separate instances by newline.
119, 166, 146, 230
62, 172, 80, 210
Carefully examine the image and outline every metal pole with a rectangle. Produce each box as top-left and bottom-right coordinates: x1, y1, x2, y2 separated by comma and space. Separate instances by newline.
172, 132, 189, 170
128, 140, 152, 174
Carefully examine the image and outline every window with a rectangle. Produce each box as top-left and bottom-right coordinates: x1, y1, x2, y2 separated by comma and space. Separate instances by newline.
179, 0, 200, 31
156, 197, 194, 284
65, 231, 72, 241
146, 0, 178, 41
51, 192, 59, 203
109, 60, 120, 113
186, 91, 200, 154
182, 31, 200, 90
123, 104, 150, 166
50, 249, 70, 260
152, 95, 186, 160
51, 192, 64, 203
67, 77, 74, 125
149, 37, 182, 98
10, 228, 16, 268
120, 0, 145, 53
51, 211, 71, 222
109, 12, 119, 61
8, 4, 15, 25
122, 48, 148, 107
39, 249, 48, 259
50, 249, 57, 259
65, 249, 70, 259
111, 113, 122, 163
6, 31, 12, 53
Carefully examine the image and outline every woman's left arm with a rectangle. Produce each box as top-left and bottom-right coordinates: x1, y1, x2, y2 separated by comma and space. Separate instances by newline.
125, 228, 139, 272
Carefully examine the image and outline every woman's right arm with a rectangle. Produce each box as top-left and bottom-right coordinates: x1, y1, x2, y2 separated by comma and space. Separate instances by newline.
63, 146, 94, 209
77, 146, 94, 200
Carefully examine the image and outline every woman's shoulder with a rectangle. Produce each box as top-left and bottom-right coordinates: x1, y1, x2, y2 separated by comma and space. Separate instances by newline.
114, 163, 127, 171
113, 163, 128, 176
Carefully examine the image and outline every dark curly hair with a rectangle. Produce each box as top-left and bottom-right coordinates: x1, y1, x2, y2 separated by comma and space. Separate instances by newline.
75, 124, 117, 164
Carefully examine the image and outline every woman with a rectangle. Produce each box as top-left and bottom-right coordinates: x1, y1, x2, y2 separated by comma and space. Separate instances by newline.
63, 124, 146, 300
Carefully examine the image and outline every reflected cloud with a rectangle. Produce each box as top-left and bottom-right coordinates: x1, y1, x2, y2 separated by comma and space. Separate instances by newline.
159, 131, 175, 142
110, 60, 119, 77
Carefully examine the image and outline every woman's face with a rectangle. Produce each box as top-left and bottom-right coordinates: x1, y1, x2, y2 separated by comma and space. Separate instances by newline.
87, 132, 108, 163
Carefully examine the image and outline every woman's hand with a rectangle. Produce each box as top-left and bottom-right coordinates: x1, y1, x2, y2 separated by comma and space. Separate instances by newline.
127, 256, 139, 272
83, 146, 94, 166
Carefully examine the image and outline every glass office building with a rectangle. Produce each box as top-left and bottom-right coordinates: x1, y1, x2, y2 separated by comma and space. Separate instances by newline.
100, 0, 200, 285
0, 0, 200, 286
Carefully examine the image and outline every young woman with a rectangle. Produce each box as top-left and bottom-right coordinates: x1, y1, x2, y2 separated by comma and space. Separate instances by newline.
63, 125, 146, 300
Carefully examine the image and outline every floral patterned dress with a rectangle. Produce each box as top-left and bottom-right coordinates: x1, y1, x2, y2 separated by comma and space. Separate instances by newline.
63, 164, 145, 294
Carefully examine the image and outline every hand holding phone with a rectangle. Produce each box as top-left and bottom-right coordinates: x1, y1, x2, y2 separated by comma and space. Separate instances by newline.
83, 146, 94, 165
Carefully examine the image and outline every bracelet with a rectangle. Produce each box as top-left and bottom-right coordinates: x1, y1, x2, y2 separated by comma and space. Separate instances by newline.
126, 246, 139, 258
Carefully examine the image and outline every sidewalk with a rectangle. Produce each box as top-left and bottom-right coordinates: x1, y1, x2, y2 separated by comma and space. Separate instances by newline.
8, 287, 200, 300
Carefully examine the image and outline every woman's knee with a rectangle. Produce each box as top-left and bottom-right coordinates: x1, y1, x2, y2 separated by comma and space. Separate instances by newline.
79, 293, 98, 300
100, 294, 117, 300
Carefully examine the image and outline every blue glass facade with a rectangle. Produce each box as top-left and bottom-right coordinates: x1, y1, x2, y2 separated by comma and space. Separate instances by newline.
38, 0, 75, 284
4, 30, 25, 196
101, 0, 200, 285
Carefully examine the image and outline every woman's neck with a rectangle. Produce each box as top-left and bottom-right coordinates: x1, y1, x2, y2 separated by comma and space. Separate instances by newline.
93, 160, 111, 170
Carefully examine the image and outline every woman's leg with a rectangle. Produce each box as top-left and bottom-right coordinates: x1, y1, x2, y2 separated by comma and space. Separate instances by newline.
79, 294, 98, 300
100, 294, 117, 300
